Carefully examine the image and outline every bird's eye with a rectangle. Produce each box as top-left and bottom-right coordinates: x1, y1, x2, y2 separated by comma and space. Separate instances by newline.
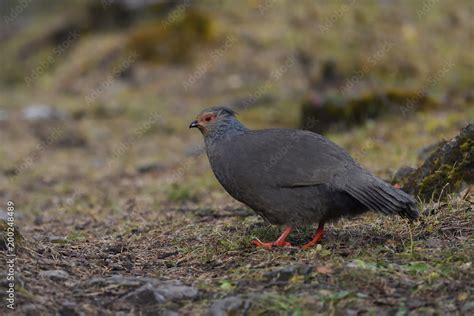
205, 116, 212, 122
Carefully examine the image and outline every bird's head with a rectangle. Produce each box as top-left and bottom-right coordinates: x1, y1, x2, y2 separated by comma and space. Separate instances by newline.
189, 107, 243, 137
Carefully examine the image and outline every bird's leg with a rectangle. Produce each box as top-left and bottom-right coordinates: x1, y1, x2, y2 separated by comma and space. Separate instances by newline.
301, 223, 324, 249
251, 226, 293, 248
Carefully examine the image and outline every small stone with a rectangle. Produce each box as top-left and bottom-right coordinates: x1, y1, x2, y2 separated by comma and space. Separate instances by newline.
122, 281, 198, 305
155, 282, 199, 301
86, 275, 153, 287
264, 265, 313, 283
208, 296, 252, 316
0, 110, 8, 122
265, 267, 296, 282
0, 209, 24, 220
47, 235, 68, 243
461, 301, 474, 314
22, 304, 46, 316
0, 272, 25, 288
123, 283, 166, 305
39, 270, 70, 281
23, 104, 67, 121
59, 301, 79, 316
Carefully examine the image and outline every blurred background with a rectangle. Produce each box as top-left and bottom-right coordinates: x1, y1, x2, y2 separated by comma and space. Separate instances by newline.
0, 1, 473, 314
1, 0, 473, 228
1, 0, 473, 229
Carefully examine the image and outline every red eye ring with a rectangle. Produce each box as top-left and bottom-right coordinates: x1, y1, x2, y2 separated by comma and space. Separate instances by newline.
205, 116, 212, 122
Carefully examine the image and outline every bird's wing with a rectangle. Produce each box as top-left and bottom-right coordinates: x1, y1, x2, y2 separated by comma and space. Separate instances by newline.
229, 129, 358, 188
229, 129, 419, 219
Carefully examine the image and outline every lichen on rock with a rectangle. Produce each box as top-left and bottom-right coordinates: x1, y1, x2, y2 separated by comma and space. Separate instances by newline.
394, 124, 473, 201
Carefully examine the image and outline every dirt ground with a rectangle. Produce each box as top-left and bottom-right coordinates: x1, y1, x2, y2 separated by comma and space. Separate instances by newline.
1, 1, 473, 315
1, 104, 472, 315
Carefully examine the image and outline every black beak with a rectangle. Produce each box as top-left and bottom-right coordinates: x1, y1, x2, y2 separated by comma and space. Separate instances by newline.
189, 120, 199, 128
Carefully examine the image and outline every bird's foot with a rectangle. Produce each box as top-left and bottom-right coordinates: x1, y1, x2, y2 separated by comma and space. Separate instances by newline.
251, 226, 293, 249
251, 239, 292, 248
300, 241, 320, 250
300, 223, 324, 249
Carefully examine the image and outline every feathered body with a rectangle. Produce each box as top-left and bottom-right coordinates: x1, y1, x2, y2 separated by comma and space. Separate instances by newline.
192, 107, 419, 228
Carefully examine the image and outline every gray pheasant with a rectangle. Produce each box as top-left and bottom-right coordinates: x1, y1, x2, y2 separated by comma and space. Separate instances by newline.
190, 107, 419, 249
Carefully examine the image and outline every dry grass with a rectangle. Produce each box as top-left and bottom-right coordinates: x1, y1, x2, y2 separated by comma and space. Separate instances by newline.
0, 1, 473, 314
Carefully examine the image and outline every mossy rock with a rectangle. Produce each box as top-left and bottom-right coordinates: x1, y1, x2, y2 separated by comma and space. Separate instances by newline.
86, 1, 134, 30
301, 89, 439, 133
395, 124, 474, 201
126, 9, 216, 64
0, 219, 24, 251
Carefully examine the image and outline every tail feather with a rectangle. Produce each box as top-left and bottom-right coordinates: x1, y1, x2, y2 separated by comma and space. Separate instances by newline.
344, 175, 419, 220
345, 186, 390, 215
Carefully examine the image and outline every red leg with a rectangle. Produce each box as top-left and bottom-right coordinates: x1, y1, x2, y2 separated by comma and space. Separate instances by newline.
251, 226, 293, 248
301, 223, 324, 249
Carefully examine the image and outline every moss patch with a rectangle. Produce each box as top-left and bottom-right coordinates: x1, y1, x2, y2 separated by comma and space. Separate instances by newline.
398, 124, 474, 201
126, 9, 217, 64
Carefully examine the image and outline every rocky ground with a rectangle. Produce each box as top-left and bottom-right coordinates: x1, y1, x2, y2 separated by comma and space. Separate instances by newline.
1, 100, 472, 315
1, 1, 473, 315
7, 193, 473, 315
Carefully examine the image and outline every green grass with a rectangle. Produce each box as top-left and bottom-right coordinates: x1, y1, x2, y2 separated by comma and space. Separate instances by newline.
0, 1, 472, 314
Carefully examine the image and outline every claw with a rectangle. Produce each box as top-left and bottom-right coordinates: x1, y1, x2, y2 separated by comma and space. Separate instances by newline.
251, 239, 292, 248
300, 223, 324, 249
251, 239, 275, 248
251, 226, 293, 249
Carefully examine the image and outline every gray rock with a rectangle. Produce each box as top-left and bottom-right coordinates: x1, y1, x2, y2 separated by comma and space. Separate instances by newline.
0, 208, 24, 221
39, 270, 70, 281
86, 275, 157, 287
59, 301, 80, 316
398, 123, 474, 201
22, 303, 46, 316
47, 235, 68, 243
462, 301, 474, 314
264, 265, 313, 283
123, 283, 166, 305
0, 110, 7, 122
122, 281, 198, 305
208, 296, 252, 316
155, 283, 199, 301
22, 104, 67, 121
84, 274, 158, 287
86, 275, 198, 305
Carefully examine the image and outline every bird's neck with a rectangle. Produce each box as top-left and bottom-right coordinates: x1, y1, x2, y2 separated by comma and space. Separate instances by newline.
204, 119, 248, 148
